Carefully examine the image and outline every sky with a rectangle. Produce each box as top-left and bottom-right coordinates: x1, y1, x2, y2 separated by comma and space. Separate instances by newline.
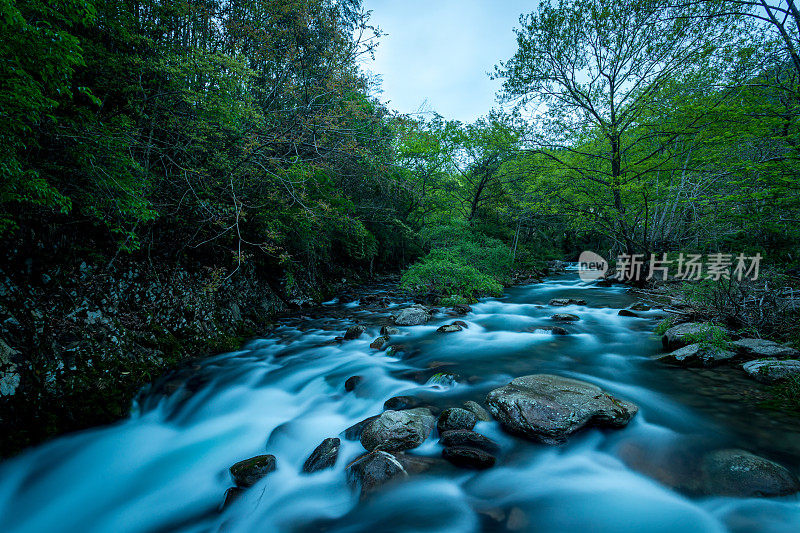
362, 0, 537, 123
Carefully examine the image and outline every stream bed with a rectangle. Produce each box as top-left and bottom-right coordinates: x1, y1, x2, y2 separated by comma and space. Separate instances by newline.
1, 271, 799, 532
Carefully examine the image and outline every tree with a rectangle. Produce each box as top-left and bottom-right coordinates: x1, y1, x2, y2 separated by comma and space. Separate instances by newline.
495, 0, 742, 256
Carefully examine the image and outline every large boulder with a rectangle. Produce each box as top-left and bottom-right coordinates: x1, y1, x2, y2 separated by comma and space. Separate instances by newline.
360, 408, 436, 451
662, 322, 728, 350
742, 359, 800, 383
346, 451, 408, 497
302, 437, 340, 473
229, 455, 277, 487
701, 449, 800, 497
732, 338, 800, 359
437, 408, 477, 433
393, 307, 431, 326
486, 374, 638, 444
653, 343, 736, 367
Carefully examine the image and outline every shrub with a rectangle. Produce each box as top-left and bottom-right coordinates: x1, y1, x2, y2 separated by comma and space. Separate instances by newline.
440, 294, 470, 307
401, 258, 502, 299
654, 316, 676, 336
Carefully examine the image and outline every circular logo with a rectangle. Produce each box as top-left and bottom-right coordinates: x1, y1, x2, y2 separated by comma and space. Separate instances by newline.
577, 251, 608, 281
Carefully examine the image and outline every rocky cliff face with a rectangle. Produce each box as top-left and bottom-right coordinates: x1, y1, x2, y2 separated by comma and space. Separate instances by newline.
0, 256, 300, 456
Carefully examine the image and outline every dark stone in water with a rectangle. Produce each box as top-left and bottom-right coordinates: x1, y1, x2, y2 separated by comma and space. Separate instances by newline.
462, 401, 492, 422
383, 395, 425, 411
452, 304, 472, 315
486, 374, 638, 444
437, 324, 463, 333
342, 415, 379, 440
221, 487, 244, 510
551, 313, 580, 322
440, 430, 499, 454
369, 336, 389, 350
380, 325, 400, 336
701, 449, 800, 497
618, 309, 639, 317
302, 437, 340, 473
437, 408, 477, 433
344, 325, 365, 340
452, 320, 468, 328
360, 408, 435, 452
344, 375, 362, 392
229, 454, 276, 487
346, 450, 408, 498
442, 446, 496, 469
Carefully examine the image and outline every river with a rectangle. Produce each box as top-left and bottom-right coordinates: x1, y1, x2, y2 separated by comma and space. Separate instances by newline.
0, 270, 798, 532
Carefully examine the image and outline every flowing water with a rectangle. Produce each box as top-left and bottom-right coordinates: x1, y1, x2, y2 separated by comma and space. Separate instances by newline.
1, 271, 799, 532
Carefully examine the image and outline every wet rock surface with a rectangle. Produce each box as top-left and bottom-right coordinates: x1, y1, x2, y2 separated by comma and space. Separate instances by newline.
346, 451, 408, 497
742, 359, 800, 383
437, 408, 477, 433
701, 449, 800, 497
654, 343, 736, 367
486, 374, 638, 444
360, 408, 436, 451
733, 338, 800, 359
302, 438, 341, 473
229, 455, 277, 487
393, 307, 431, 326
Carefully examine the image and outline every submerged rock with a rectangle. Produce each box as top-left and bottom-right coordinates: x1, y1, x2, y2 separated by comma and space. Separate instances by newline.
630, 302, 651, 311
437, 408, 477, 433
701, 449, 800, 497
344, 375, 362, 392
346, 450, 408, 497
440, 430, 499, 454
549, 298, 586, 306
452, 320, 468, 328
551, 313, 580, 322
369, 336, 389, 350
528, 325, 569, 335
426, 372, 459, 388
618, 309, 639, 317
383, 395, 425, 411
229, 454, 277, 487
380, 325, 401, 336
486, 374, 638, 444
654, 343, 736, 367
442, 447, 496, 469
462, 400, 492, 422
343, 415, 379, 440
221, 487, 244, 509
360, 408, 436, 452
662, 322, 727, 350
437, 324, 463, 333
302, 437, 340, 473
742, 359, 800, 383
393, 307, 431, 326
732, 338, 800, 359
344, 325, 365, 340
452, 304, 472, 315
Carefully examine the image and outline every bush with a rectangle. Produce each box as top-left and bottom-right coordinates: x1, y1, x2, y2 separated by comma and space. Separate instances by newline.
401, 258, 502, 299
440, 294, 470, 307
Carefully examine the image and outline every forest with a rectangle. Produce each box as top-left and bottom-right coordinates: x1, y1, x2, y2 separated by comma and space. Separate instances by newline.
1, 0, 800, 523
